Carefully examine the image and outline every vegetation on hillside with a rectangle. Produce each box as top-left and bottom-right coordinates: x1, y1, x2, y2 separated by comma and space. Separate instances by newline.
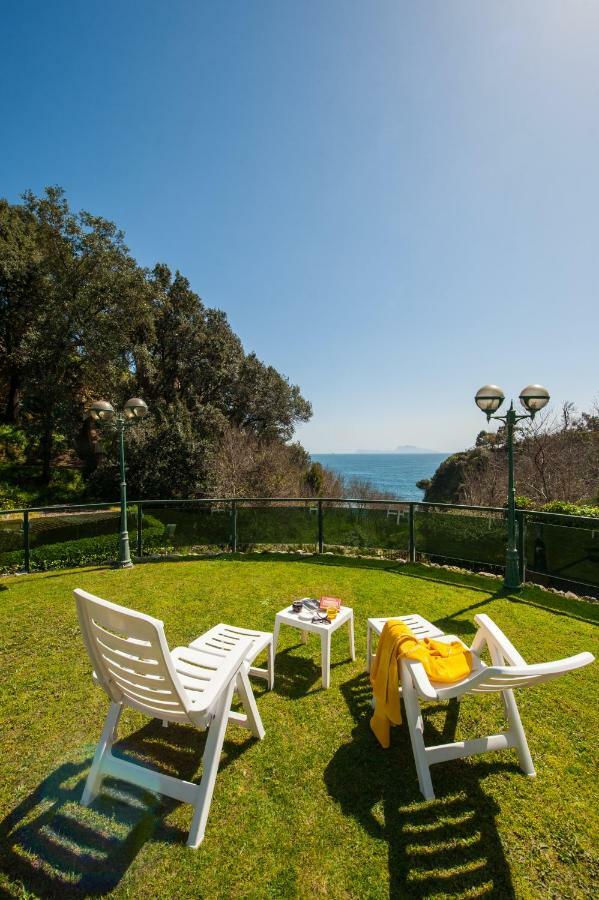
0, 188, 324, 503
419, 402, 599, 512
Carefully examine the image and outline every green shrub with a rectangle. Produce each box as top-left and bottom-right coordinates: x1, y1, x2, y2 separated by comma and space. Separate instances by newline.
0, 526, 24, 552
0, 520, 164, 574
540, 500, 599, 518
516, 496, 599, 519
0, 426, 27, 464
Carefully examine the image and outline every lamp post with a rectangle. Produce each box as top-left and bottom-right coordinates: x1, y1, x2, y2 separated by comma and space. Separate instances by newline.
474, 384, 550, 591
89, 397, 149, 568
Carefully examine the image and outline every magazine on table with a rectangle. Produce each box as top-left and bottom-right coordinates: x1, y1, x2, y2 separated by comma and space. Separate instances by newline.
319, 596, 342, 610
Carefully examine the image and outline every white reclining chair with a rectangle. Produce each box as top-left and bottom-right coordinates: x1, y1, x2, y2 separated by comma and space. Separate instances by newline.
371, 612, 594, 800
74, 588, 266, 848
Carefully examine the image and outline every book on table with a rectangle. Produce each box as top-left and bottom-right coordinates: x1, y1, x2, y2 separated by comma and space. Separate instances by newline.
319, 596, 342, 610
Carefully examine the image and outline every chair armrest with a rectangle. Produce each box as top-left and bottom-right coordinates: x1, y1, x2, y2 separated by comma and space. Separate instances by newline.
402, 658, 438, 699
473, 614, 526, 666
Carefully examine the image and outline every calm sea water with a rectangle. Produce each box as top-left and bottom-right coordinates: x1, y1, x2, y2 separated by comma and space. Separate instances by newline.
311, 453, 449, 501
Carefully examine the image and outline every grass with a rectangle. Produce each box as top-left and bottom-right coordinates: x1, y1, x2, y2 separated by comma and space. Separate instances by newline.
0, 554, 597, 899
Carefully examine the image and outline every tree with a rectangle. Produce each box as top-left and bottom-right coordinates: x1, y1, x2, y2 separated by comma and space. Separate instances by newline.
0, 199, 45, 423
13, 188, 151, 482
423, 401, 599, 506
231, 353, 312, 441
0, 186, 314, 500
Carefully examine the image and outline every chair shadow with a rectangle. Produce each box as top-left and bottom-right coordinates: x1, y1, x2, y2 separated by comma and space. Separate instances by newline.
324, 673, 517, 899
0, 718, 254, 898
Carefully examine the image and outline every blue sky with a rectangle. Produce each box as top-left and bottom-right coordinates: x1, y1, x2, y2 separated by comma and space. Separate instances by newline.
2, 1, 598, 452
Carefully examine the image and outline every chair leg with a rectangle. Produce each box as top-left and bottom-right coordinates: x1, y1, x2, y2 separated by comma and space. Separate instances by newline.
81, 701, 123, 806
235, 667, 266, 740
502, 689, 535, 776
267, 639, 275, 690
188, 677, 237, 848
402, 675, 435, 801
488, 638, 535, 777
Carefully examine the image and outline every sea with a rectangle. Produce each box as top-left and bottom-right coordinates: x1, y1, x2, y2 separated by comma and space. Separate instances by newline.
311, 453, 450, 501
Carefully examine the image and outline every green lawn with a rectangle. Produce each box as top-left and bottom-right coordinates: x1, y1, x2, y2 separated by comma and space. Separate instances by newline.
0, 555, 597, 899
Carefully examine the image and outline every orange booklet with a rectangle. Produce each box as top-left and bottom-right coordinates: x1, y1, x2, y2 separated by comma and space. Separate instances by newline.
320, 596, 342, 610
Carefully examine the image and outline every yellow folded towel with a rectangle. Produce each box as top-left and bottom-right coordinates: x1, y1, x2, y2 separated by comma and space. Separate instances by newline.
369, 619, 472, 748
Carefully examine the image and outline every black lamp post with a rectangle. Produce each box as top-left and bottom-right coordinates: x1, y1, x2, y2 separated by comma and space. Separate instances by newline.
89, 398, 149, 568
474, 384, 550, 590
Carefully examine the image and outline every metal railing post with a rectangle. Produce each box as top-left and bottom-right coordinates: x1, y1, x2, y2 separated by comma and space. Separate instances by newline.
136, 502, 143, 557
231, 500, 238, 552
318, 500, 324, 553
517, 510, 526, 583
409, 503, 416, 562
23, 509, 30, 573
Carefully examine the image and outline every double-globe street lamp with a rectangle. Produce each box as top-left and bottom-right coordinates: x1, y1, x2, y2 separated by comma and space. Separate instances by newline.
89, 397, 149, 568
474, 384, 550, 591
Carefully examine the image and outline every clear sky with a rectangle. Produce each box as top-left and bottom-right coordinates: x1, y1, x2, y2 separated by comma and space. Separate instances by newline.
2, 1, 598, 452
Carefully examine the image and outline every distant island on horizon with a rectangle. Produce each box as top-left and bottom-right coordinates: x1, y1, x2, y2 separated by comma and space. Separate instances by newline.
310, 446, 452, 455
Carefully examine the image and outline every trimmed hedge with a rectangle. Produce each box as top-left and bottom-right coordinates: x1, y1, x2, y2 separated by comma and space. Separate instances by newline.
0, 517, 164, 574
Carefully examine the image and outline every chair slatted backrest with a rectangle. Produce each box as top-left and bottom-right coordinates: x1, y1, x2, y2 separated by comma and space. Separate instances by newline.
466, 613, 595, 695
465, 654, 595, 694
432, 614, 594, 701
75, 589, 251, 723
75, 588, 194, 722
197, 624, 261, 659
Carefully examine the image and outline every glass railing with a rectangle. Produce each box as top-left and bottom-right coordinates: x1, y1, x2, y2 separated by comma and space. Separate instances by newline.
523, 514, 599, 589
1, 497, 597, 595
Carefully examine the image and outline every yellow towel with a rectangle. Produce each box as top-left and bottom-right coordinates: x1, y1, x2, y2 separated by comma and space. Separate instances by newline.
369, 619, 472, 748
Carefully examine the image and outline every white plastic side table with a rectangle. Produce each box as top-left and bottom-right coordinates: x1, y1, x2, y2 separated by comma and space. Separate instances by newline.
273, 604, 355, 689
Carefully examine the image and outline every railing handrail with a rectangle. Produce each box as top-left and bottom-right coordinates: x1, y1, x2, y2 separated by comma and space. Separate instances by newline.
0, 501, 119, 516
1, 496, 598, 524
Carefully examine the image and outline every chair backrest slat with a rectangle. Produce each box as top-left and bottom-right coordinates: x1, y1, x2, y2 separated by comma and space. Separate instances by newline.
75, 588, 191, 719
74, 588, 252, 723
463, 653, 595, 696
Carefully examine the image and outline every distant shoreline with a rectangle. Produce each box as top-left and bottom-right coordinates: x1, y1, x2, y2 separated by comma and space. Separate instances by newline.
308, 449, 452, 456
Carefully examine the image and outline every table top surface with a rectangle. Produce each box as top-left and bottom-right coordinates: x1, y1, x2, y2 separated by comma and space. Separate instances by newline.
276, 602, 353, 633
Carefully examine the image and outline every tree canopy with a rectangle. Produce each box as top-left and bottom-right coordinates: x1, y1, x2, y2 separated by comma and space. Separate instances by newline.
0, 187, 312, 500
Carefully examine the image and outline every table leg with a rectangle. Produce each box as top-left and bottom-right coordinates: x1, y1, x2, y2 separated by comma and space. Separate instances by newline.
321, 632, 331, 689
366, 623, 372, 673
301, 630, 308, 644
273, 618, 281, 655
348, 613, 355, 661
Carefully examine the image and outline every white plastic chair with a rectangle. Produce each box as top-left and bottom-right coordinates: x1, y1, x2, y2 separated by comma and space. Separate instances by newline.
74, 588, 265, 848
192, 623, 275, 691
376, 612, 594, 800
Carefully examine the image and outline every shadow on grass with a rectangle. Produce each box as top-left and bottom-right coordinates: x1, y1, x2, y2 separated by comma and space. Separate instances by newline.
272, 642, 353, 699
325, 672, 517, 899
0, 719, 254, 897
28, 565, 114, 581
135, 551, 599, 626
272, 644, 324, 698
